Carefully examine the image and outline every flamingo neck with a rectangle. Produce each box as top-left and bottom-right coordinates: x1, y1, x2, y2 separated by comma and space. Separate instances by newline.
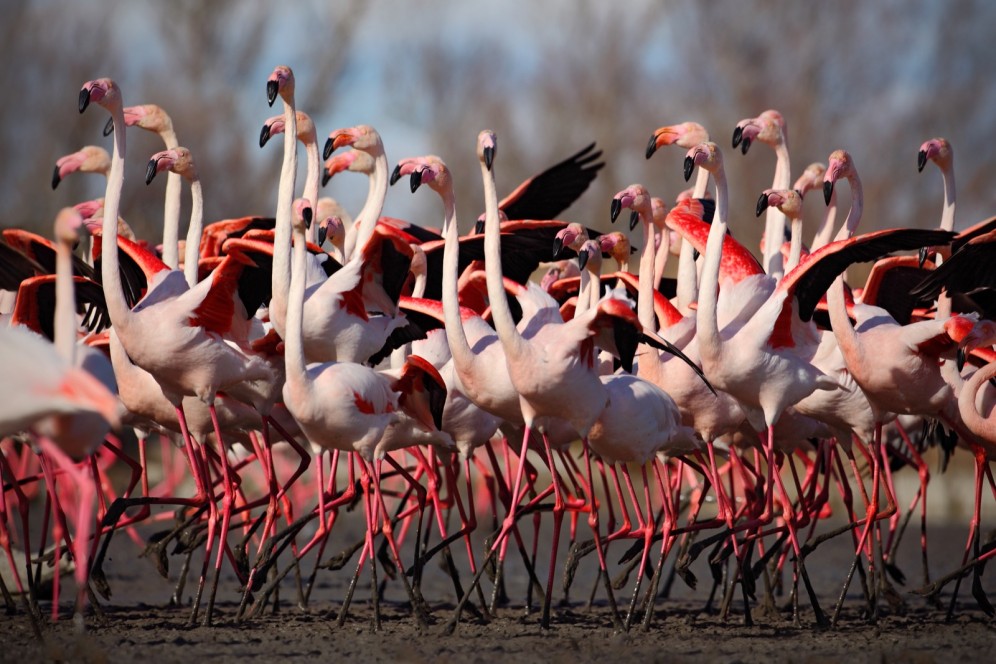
637, 205, 657, 331
481, 160, 525, 353
54, 238, 76, 364
587, 267, 602, 312
695, 165, 727, 360
762, 142, 790, 279
346, 148, 387, 260
811, 190, 837, 252
100, 101, 132, 330
303, 138, 320, 245
676, 166, 710, 313
786, 218, 803, 272
652, 219, 672, 301
272, 94, 298, 308
183, 177, 203, 288
439, 186, 475, 369
958, 360, 996, 444
160, 127, 181, 270
831, 170, 863, 242
940, 162, 956, 233
284, 223, 308, 379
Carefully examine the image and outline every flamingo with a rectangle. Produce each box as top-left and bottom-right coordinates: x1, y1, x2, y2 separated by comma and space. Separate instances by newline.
733, 110, 790, 279
51, 145, 110, 190
80, 76, 276, 625
646, 121, 711, 313
259, 109, 322, 244
323, 125, 388, 260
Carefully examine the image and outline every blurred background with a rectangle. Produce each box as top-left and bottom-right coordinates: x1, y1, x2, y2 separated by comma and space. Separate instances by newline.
3, 0, 994, 273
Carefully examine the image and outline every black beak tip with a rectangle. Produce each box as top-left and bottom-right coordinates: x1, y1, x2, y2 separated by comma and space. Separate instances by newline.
389, 164, 402, 187
259, 124, 271, 148
629, 211, 640, 232
302, 206, 313, 226
321, 171, 332, 187
732, 126, 742, 148
483, 146, 494, 171
145, 159, 158, 186
610, 198, 622, 223
552, 237, 564, 258
409, 170, 422, 194
78, 88, 90, 114
823, 181, 834, 206
51, 166, 61, 190
266, 80, 279, 107
917, 150, 927, 173
755, 192, 769, 217
683, 156, 694, 182
323, 137, 334, 160
645, 134, 659, 160
102, 117, 114, 137
318, 224, 327, 246
577, 250, 589, 271
957, 348, 966, 372
740, 137, 751, 155
474, 220, 485, 235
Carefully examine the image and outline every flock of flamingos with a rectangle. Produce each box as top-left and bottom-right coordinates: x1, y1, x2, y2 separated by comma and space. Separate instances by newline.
2, 64, 996, 637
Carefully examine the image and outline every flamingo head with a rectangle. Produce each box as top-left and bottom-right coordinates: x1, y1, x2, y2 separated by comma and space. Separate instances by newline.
323, 149, 373, 186
291, 198, 313, 233
553, 222, 588, 258
54, 207, 87, 247
540, 265, 563, 292
73, 198, 104, 222
79, 78, 120, 114
317, 215, 344, 248
610, 183, 651, 230
756, 188, 803, 220
684, 142, 721, 181
646, 121, 709, 159
577, 239, 602, 272
146, 147, 196, 185
266, 65, 294, 107
732, 109, 786, 155
104, 103, 174, 137
477, 130, 497, 171
598, 232, 632, 266
823, 149, 854, 205
793, 162, 827, 197
918, 137, 952, 173
52, 145, 110, 189
324, 124, 382, 160
392, 156, 451, 197
651, 196, 671, 228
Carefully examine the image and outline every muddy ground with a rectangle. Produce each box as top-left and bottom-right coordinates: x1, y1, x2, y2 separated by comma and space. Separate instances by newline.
2, 461, 995, 663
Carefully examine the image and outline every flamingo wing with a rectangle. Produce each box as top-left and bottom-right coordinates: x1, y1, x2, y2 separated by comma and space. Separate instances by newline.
499, 143, 604, 221
11, 275, 110, 340
911, 230, 996, 302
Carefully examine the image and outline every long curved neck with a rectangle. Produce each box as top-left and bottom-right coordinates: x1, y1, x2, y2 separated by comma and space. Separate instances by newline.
831, 171, 863, 243
284, 223, 308, 379
346, 150, 387, 260
482, 159, 525, 354
811, 190, 837, 252
637, 205, 657, 331
786, 218, 803, 272
272, 94, 298, 303
762, 142, 790, 279
183, 177, 203, 287
54, 238, 76, 364
940, 162, 956, 233
439, 186, 476, 369
303, 138, 320, 245
100, 102, 132, 329
161, 127, 181, 270
676, 169, 709, 313
959, 360, 996, 445
696, 164, 727, 360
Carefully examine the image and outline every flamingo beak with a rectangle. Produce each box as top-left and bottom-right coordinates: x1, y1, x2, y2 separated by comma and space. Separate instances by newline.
475, 220, 485, 234
103, 116, 114, 136
266, 80, 279, 107
78, 87, 91, 113
318, 222, 328, 247
52, 165, 62, 190
390, 164, 403, 186
917, 149, 928, 173
322, 137, 334, 160
259, 123, 272, 148
145, 158, 161, 186
552, 236, 565, 258
483, 146, 495, 171
732, 125, 743, 148
302, 205, 313, 227
577, 247, 589, 271
409, 169, 423, 193
756, 192, 770, 217
629, 211, 640, 232
741, 137, 751, 155
645, 133, 660, 159
683, 156, 694, 182
957, 348, 966, 372
610, 198, 622, 223
322, 170, 332, 187
823, 180, 835, 206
